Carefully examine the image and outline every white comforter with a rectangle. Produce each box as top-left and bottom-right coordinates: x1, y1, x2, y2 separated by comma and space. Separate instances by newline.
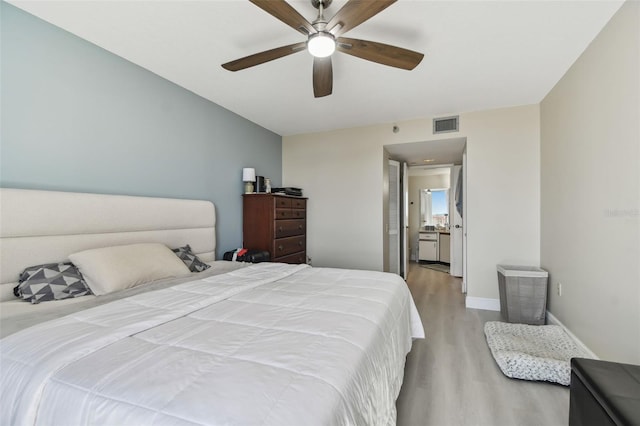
1, 263, 424, 426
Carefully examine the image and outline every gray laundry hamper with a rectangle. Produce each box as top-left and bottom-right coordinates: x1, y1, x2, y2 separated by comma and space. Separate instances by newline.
497, 265, 549, 325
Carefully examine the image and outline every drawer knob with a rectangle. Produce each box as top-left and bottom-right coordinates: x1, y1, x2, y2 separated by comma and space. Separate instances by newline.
278, 245, 283, 251
279, 226, 283, 232
298, 225, 303, 230
298, 241, 303, 246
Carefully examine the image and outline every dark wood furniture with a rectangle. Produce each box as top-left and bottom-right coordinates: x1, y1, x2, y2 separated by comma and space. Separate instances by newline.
243, 194, 307, 264
570, 358, 640, 426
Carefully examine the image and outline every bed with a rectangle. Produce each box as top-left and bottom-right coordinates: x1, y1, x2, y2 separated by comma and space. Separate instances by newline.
0, 188, 424, 426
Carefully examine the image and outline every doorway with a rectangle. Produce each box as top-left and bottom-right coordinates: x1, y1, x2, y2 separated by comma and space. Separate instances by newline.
384, 138, 467, 293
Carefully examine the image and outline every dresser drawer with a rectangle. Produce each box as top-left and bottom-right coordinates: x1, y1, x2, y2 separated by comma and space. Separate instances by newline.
276, 209, 306, 220
275, 209, 292, 219
275, 197, 292, 208
290, 209, 305, 219
275, 251, 306, 264
291, 198, 306, 209
273, 235, 305, 257
275, 219, 306, 238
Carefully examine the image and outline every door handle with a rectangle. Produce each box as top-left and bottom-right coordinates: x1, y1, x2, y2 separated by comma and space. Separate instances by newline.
455, 225, 462, 228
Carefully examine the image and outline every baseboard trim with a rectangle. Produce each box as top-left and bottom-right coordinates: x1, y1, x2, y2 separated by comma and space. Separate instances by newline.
546, 311, 599, 359
465, 296, 500, 311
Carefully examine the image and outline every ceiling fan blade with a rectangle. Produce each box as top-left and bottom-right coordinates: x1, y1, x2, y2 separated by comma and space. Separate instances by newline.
327, 0, 396, 37
249, 0, 316, 36
222, 42, 307, 71
336, 37, 423, 70
313, 56, 333, 98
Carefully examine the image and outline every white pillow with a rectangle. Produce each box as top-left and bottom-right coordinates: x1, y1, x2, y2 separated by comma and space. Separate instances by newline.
69, 243, 190, 296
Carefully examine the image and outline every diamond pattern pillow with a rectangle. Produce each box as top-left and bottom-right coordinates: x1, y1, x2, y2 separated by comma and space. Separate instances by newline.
14, 262, 92, 304
172, 245, 211, 273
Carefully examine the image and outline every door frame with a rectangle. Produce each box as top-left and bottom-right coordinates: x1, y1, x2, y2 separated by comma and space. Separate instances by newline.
401, 162, 409, 279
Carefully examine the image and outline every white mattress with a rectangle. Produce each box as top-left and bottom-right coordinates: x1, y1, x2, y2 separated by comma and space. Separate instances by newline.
0, 261, 248, 338
1, 263, 424, 426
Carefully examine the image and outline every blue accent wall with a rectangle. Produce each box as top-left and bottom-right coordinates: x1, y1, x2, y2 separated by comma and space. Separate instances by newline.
0, 3, 282, 258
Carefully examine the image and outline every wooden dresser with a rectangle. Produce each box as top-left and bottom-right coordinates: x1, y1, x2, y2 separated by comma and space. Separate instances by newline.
242, 194, 307, 264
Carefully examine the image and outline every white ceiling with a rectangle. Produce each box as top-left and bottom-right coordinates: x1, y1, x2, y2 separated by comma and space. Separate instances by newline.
386, 137, 466, 166
408, 167, 451, 177
9, 0, 623, 136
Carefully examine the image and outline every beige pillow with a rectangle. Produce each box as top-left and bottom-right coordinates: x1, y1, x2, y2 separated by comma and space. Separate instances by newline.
69, 243, 190, 296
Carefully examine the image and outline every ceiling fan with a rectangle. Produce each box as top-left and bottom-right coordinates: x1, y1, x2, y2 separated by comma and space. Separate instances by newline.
222, 0, 424, 98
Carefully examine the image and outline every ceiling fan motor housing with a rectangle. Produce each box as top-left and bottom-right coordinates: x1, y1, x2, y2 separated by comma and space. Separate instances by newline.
311, 0, 333, 10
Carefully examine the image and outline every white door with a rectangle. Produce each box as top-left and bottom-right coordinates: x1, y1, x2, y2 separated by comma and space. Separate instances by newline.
462, 148, 468, 293
388, 160, 400, 275
402, 162, 409, 280
450, 165, 463, 277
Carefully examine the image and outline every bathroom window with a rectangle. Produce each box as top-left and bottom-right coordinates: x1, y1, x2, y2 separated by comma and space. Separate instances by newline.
420, 189, 449, 228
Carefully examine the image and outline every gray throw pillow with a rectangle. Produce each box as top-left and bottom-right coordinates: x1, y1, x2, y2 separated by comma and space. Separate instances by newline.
172, 245, 211, 273
14, 262, 92, 304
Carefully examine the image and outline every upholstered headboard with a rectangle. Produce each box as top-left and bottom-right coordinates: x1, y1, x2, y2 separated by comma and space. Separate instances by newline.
0, 188, 216, 301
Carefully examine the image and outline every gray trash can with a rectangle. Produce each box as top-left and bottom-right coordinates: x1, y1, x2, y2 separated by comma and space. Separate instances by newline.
497, 265, 549, 325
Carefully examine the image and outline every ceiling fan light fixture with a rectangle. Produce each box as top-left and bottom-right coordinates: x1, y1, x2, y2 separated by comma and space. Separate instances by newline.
307, 32, 336, 58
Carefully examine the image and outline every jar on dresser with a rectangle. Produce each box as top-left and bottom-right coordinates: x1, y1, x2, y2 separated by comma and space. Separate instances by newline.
242, 194, 307, 264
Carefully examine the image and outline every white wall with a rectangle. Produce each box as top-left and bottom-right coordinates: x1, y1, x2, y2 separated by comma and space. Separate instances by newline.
540, 1, 639, 363
283, 104, 541, 304
463, 106, 541, 308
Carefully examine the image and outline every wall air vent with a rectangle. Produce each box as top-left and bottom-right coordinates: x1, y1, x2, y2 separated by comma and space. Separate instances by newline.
433, 116, 459, 134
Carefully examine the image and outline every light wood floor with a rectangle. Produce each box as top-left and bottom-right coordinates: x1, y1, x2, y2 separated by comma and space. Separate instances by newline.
396, 263, 569, 426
